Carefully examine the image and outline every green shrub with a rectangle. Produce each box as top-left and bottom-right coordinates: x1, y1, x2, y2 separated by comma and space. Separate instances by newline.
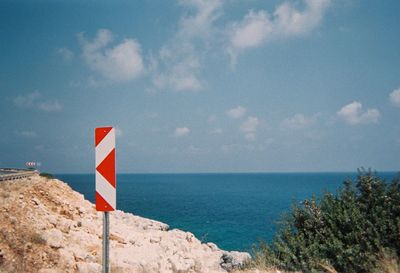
30, 233, 46, 245
253, 169, 400, 273
39, 172, 54, 179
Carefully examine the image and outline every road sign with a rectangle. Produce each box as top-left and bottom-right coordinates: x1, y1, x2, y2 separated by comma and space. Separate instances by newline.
95, 126, 116, 273
26, 162, 36, 167
95, 127, 116, 211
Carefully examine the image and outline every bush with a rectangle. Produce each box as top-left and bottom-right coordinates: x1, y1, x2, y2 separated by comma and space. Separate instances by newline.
39, 172, 54, 179
30, 233, 46, 245
253, 169, 400, 273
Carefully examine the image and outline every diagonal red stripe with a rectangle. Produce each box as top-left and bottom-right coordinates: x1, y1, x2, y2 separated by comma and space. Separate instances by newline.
96, 192, 114, 211
96, 149, 116, 187
95, 127, 113, 146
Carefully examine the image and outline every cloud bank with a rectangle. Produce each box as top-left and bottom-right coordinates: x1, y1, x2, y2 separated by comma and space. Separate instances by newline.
73, 0, 331, 90
282, 113, 318, 129
389, 88, 400, 106
226, 106, 247, 119
227, 0, 331, 65
337, 101, 380, 125
174, 127, 190, 137
152, 0, 223, 92
240, 116, 259, 141
13, 91, 63, 112
78, 29, 144, 83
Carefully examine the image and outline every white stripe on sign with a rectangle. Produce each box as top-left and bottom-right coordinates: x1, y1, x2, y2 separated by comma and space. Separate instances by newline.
95, 128, 115, 166
96, 170, 116, 209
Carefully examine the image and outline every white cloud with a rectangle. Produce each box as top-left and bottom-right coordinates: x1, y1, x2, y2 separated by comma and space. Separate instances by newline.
174, 127, 190, 137
229, 10, 273, 53
282, 113, 318, 129
245, 133, 256, 141
13, 90, 41, 108
210, 128, 223, 135
274, 0, 331, 36
152, 0, 222, 92
78, 29, 144, 82
115, 127, 123, 137
153, 56, 202, 91
178, 0, 223, 39
389, 88, 400, 107
337, 101, 380, 125
17, 130, 38, 138
13, 91, 63, 112
188, 145, 203, 154
240, 116, 259, 133
220, 142, 267, 153
57, 47, 74, 62
226, 106, 247, 119
37, 100, 63, 112
227, 0, 331, 65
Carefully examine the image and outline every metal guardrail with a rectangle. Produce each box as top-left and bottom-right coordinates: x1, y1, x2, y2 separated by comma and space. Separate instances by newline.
0, 169, 38, 181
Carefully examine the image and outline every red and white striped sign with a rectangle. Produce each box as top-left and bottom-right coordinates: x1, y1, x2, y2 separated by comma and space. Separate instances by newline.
95, 127, 116, 211
26, 162, 36, 167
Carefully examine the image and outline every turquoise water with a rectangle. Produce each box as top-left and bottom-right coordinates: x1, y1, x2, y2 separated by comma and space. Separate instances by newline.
55, 172, 397, 252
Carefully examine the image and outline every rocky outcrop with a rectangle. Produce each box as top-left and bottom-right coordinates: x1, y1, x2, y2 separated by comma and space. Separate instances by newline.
220, 252, 249, 272
0, 175, 250, 273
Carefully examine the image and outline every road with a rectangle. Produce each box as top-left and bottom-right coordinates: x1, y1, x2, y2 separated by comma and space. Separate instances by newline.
0, 168, 38, 181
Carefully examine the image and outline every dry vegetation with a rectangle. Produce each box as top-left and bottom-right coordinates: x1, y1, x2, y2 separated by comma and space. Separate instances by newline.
0, 178, 62, 272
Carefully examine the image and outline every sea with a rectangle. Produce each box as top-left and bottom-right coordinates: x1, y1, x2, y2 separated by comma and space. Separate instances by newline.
55, 172, 397, 252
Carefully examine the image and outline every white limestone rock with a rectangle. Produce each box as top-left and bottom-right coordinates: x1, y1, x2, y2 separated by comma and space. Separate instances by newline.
76, 262, 101, 273
43, 228, 63, 248
0, 175, 251, 273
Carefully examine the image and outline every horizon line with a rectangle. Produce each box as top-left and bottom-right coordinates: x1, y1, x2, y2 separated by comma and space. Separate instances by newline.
52, 170, 399, 175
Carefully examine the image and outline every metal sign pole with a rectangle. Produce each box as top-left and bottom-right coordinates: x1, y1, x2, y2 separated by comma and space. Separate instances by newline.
103, 211, 110, 273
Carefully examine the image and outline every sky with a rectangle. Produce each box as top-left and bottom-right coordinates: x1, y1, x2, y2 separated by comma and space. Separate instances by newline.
1, 0, 399, 173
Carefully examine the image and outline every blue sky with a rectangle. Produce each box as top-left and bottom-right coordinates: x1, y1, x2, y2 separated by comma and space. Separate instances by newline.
1, 0, 399, 173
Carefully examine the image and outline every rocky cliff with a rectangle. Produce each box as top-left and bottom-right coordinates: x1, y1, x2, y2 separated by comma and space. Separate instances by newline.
0, 175, 250, 273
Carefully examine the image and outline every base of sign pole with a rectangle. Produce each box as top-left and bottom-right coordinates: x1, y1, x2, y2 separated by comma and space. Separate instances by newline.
103, 212, 109, 273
